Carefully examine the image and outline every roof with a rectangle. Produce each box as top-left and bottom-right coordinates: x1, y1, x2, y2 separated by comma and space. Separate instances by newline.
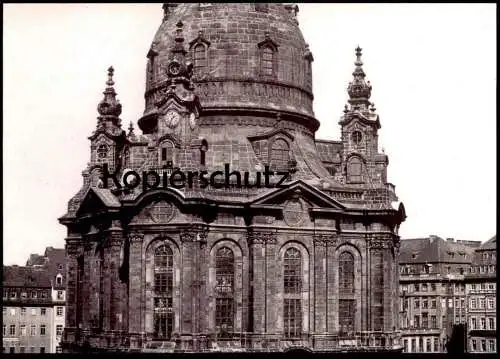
43, 247, 66, 288
400, 236, 478, 264
479, 235, 496, 250
3, 265, 52, 288
91, 187, 121, 208
25, 253, 47, 266
315, 140, 342, 163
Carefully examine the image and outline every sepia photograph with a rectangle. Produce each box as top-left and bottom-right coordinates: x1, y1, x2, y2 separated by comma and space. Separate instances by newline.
2, 2, 496, 354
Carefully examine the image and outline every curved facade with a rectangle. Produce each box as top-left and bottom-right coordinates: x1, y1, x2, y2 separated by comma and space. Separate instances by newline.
59, 3, 406, 353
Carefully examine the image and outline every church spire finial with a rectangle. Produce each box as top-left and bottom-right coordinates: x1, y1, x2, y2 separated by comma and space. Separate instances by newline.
354, 45, 363, 67
106, 66, 115, 87
347, 46, 372, 110
97, 66, 122, 119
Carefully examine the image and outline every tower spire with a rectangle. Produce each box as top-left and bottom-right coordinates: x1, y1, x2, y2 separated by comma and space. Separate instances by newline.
340, 47, 380, 129
97, 66, 122, 123
347, 46, 372, 111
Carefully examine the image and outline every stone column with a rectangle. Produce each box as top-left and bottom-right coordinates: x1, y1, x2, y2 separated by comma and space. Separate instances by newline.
182, 227, 207, 351
265, 233, 277, 335
128, 232, 144, 348
313, 234, 328, 334
82, 239, 97, 330
327, 239, 337, 334
369, 236, 386, 332
180, 230, 195, 344
196, 228, 209, 350
65, 237, 84, 329
105, 219, 124, 333
249, 231, 266, 337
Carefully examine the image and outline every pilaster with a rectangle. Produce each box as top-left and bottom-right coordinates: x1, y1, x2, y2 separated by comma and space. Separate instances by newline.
127, 231, 144, 348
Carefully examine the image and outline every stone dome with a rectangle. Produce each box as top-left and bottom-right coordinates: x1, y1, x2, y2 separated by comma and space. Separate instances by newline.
143, 3, 317, 131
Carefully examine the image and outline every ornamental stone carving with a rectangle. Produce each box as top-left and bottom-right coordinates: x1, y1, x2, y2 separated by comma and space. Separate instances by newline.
369, 238, 389, 250
283, 199, 307, 227
107, 236, 124, 248
66, 242, 84, 258
180, 231, 195, 243
313, 233, 336, 247
128, 232, 145, 243
248, 231, 277, 245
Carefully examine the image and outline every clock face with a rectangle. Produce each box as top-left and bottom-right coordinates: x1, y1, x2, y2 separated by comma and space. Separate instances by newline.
163, 110, 180, 129
168, 62, 181, 76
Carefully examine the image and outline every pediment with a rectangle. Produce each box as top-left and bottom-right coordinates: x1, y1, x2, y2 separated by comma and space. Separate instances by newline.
155, 90, 201, 113
250, 180, 345, 210
247, 128, 294, 142
339, 111, 380, 129
75, 187, 121, 217
189, 31, 211, 49
257, 35, 279, 51
88, 130, 121, 142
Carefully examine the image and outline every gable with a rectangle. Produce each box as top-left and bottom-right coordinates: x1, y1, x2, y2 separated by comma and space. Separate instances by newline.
75, 187, 121, 217
250, 180, 345, 210
247, 128, 294, 142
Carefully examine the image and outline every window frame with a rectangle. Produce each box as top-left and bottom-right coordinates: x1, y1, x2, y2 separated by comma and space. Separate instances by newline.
193, 43, 208, 71
269, 138, 290, 172
346, 155, 364, 183
283, 247, 303, 338
153, 244, 174, 340
215, 247, 235, 336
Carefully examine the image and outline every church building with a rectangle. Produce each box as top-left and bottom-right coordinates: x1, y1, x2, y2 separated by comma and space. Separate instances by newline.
59, 3, 406, 352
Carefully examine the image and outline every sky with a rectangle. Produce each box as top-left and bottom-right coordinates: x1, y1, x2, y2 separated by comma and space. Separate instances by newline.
3, 3, 496, 265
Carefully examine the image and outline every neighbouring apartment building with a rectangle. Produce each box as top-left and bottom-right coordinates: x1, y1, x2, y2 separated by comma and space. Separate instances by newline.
2, 247, 66, 353
399, 235, 497, 353
465, 235, 497, 353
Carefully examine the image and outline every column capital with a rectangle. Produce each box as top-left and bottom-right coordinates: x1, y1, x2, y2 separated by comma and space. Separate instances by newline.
313, 233, 337, 247
247, 230, 277, 245
66, 241, 84, 258
128, 232, 144, 243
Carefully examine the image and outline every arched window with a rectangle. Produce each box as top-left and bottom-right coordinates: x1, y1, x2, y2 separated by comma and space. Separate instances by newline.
339, 252, 354, 294
284, 248, 301, 294
339, 252, 355, 334
347, 156, 363, 183
215, 247, 234, 337
283, 247, 302, 338
159, 140, 175, 167
193, 44, 207, 71
270, 139, 290, 172
261, 46, 274, 76
153, 245, 174, 339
